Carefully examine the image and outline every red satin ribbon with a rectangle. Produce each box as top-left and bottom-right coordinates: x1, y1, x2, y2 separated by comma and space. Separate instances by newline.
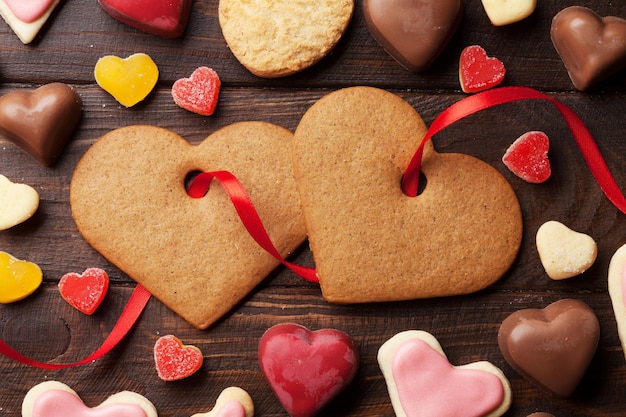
402, 86, 626, 215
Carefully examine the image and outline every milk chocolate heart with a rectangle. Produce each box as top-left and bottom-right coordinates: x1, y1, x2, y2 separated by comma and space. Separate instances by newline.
0, 83, 82, 166
70, 123, 306, 329
363, 0, 462, 72
498, 299, 600, 397
293, 86, 522, 304
98, 0, 192, 38
551, 6, 626, 91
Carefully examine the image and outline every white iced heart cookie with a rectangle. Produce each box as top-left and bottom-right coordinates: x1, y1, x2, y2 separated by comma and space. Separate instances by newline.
481, 0, 536, 26
0, 174, 39, 230
608, 244, 626, 361
191, 387, 254, 417
0, 0, 60, 44
536, 220, 597, 280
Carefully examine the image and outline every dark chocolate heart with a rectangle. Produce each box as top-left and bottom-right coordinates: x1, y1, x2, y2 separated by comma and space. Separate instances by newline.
498, 299, 600, 397
363, 0, 462, 72
551, 6, 626, 91
0, 83, 82, 166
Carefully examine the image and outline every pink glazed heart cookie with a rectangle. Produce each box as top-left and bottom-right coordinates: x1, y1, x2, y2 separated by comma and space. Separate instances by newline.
0, 0, 60, 44
172, 67, 221, 116
191, 387, 254, 417
98, 0, 192, 38
22, 381, 158, 417
378, 330, 512, 417
293, 86, 522, 304
258, 323, 359, 417
154, 335, 203, 381
70, 124, 306, 329
58, 268, 109, 315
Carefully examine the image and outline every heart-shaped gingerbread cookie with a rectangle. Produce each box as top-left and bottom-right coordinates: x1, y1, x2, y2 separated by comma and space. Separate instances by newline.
292, 86, 522, 304
70, 123, 306, 329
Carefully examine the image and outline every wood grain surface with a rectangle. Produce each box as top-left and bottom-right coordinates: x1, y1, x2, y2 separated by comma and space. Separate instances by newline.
1, 1, 626, 416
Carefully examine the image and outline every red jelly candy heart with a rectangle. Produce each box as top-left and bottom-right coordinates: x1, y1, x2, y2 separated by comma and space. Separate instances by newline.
502, 131, 551, 183
171, 67, 221, 116
154, 335, 203, 381
258, 323, 359, 417
58, 268, 109, 315
97, 0, 192, 38
459, 45, 506, 93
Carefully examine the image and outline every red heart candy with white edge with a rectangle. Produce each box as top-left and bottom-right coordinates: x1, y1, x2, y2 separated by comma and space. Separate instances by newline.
172, 67, 221, 116
154, 335, 203, 381
502, 131, 551, 183
97, 0, 192, 38
58, 268, 109, 315
459, 45, 506, 93
258, 323, 359, 417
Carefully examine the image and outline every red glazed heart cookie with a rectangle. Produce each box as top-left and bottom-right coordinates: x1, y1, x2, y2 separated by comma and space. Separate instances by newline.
172, 67, 221, 116
378, 330, 511, 417
258, 323, 359, 417
191, 387, 254, 417
363, 0, 462, 72
551, 6, 626, 91
58, 267, 109, 315
154, 335, 203, 381
0, 83, 82, 166
22, 381, 158, 417
498, 299, 600, 397
70, 124, 306, 329
459, 45, 506, 93
293, 86, 522, 304
502, 131, 551, 183
98, 0, 192, 38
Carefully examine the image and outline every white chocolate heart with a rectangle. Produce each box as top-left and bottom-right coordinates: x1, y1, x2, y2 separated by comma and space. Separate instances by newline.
191, 387, 254, 417
0, 174, 39, 230
0, 0, 60, 44
480, 0, 536, 26
608, 243, 626, 362
536, 220, 597, 280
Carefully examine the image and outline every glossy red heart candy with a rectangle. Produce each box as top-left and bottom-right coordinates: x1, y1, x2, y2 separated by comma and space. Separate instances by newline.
459, 45, 506, 93
502, 131, 551, 183
154, 335, 203, 381
498, 299, 600, 397
258, 323, 359, 417
172, 67, 221, 116
58, 268, 109, 315
363, 0, 462, 72
98, 0, 192, 38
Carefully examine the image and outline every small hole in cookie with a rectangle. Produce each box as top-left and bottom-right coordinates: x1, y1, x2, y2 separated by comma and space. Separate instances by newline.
185, 170, 206, 197
402, 172, 427, 196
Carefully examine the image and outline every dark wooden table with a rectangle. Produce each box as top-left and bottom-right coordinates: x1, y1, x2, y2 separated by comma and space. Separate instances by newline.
1, 1, 626, 416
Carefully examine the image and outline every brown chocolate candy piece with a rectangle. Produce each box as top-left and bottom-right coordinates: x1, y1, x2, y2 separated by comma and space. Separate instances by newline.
363, 0, 462, 73
0, 83, 82, 166
498, 299, 600, 397
551, 6, 626, 91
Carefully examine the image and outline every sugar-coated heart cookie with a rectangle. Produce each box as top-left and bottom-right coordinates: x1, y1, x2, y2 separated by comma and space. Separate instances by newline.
154, 335, 203, 381
70, 124, 306, 329
0, 174, 39, 230
0, 251, 42, 304
258, 323, 359, 417
481, 0, 536, 26
172, 67, 221, 116
0, 0, 60, 44
22, 381, 158, 417
363, 0, 462, 73
608, 243, 626, 362
0, 83, 82, 166
293, 86, 522, 304
218, 0, 354, 78
378, 330, 512, 417
502, 131, 551, 184
498, 299, 600, 397
459, 45, 506, 93
535, 221, 597, 280
551, 6, 626, 91
98, 0, 192, 38
58, 268, 109, 315
191, 387, 254, 417
94, 53, 159, 108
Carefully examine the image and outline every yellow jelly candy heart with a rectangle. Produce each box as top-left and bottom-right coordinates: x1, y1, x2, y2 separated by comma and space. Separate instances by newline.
94, 53, 159, 107
0, 251, 42, 303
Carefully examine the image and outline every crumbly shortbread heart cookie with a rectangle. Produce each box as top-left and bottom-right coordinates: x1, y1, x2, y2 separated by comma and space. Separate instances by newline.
293, 86, 522, 304
218, 0, 354, 78
0, 174, 39, 230
608, 243, 626, 361
70, 124, 306, 329
191, 387, 254, 417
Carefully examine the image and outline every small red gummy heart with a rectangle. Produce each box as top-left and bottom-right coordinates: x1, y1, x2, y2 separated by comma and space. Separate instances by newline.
97, 0, 192, 38
172, 67, 221, 116
459, 45, 506, 93
502, 131, 551, 183
154, 335, 203, 381
58, 268, 109, 315
258, 323, 359, 417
